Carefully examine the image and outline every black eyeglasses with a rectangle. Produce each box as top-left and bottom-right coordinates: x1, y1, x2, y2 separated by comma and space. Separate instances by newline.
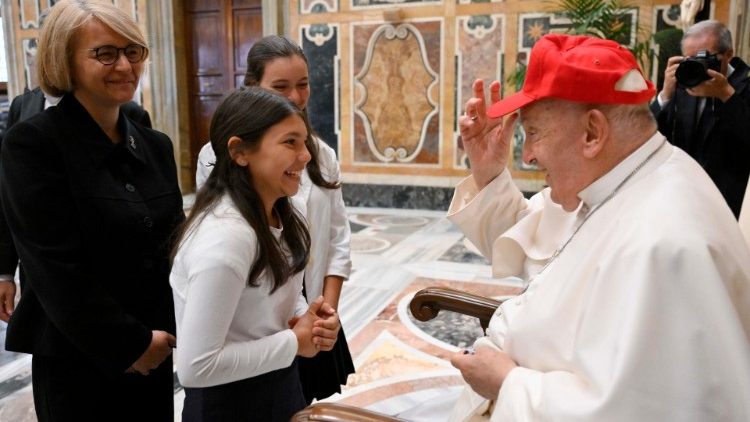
88, 44, 148, 65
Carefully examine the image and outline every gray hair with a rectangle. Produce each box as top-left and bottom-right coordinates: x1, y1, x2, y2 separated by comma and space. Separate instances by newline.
683, 20, 733, 53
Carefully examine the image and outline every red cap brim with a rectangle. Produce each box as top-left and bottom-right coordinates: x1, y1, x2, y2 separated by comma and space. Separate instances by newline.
486, 91, 537, 118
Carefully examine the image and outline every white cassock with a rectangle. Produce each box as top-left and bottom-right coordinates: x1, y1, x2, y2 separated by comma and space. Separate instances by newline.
446, 133, 750, 421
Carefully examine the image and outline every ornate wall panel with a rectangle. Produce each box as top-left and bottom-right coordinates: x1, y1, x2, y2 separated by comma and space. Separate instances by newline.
302, 23, 341, 151
301, 0, 339, 13
288, 0, 731, 194
351, 21, 441, 165
352, 0, 441, 7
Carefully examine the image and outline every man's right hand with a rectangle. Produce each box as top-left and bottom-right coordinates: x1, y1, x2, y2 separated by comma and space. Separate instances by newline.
130, 330, 176, 376
459, 79, 519, 190
659, 55, 684, 103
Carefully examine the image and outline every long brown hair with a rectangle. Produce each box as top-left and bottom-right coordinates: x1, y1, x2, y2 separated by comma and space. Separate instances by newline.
173, 87, 310, 292
244, 35, 339, 190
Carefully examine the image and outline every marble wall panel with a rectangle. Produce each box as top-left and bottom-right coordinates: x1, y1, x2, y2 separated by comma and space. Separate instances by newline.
20, 38, 37, 91
651, 5, 683, 87
351, 21, 442, 165
300, 0, 338, 13
518, 10, 638, 55
287, 0, 721, 201
18, 0, 54, 29
302, 23, 340, 152
352, 0, 441, 7
454, 14, 504, 168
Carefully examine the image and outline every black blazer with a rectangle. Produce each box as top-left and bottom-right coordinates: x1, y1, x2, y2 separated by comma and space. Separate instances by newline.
0, 87, 152, 277
0, 94, 182, 374
651, 57, 750, 217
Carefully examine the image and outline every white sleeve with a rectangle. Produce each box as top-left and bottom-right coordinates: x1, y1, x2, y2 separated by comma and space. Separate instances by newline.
319, 143, 352, 280
447, 170, 528, 259
175, 225, 297, 388
491, 237, 750, 421
195, 142, 216, 191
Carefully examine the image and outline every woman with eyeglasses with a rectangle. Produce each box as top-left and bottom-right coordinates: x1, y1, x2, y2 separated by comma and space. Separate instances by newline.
0, 1, 182, 420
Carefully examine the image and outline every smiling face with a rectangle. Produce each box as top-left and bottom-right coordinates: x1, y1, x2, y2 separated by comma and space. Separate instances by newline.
520, 100, 589, 211
257, 55, 310, 110
237, 114, 311, 209
71, 19, 143, 109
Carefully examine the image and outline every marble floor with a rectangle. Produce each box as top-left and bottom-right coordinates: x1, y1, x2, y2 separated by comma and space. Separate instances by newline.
0, 206, 523, 421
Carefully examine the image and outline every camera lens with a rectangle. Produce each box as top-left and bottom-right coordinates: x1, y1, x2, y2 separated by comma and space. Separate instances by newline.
676, 59, 710, 88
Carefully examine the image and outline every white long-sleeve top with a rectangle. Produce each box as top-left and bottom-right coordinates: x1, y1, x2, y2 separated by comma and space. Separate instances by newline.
448, 133, 750, 421
170, 195, 308, 388
196, 138, 352, 303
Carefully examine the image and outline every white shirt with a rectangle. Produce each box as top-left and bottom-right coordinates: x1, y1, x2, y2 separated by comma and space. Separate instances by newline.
196, 139, 352, 303
448, 133, 750, 421
170, 195, 308, 388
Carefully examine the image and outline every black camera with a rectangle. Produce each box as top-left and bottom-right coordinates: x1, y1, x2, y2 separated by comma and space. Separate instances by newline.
675, 50, 722, 88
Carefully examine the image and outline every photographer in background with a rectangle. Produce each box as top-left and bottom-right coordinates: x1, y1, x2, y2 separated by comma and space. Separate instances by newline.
651, 19, 750, 218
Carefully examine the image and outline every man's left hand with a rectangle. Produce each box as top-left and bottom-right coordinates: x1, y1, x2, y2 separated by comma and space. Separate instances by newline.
687, 69, 735, 102
450, 347, 518, 400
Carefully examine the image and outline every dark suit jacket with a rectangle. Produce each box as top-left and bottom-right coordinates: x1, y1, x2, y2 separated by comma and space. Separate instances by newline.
651, 57, 750, 217
0, 94, 182, 376
0, 87, 152, 277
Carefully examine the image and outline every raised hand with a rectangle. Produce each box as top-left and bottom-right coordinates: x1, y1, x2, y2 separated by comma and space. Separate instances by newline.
459, 79, 519, 189
660, 55, 683, 102
688, 69, 735, 102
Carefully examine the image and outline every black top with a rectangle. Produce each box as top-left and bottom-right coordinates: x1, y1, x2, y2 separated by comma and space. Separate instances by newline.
0, 86, 152, 276
650, 57, 750, 218
0, 94, 182, 374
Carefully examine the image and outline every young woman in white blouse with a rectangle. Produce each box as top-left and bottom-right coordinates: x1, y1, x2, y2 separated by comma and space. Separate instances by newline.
171, 87, 340, 421
195, 36, 354, 403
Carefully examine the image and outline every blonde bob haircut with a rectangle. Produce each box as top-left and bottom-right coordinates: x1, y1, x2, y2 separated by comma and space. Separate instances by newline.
37, 0, 148, 97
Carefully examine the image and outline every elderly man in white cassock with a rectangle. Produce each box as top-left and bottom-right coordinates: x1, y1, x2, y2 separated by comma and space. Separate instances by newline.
444, 33, 750, 421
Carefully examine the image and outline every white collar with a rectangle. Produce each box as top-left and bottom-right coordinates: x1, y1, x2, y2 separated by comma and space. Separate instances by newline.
578, 132, 665, 208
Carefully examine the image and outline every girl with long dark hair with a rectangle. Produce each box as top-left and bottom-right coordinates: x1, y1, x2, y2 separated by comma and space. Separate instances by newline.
171, 87, 340, 421
195, 35, 355, 403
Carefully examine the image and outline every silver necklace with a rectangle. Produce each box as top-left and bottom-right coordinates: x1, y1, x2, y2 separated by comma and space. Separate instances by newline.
527, 140, 666, 284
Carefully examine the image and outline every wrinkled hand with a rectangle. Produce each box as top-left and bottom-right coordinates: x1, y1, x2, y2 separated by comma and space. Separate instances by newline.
0, 280, 16, 323
293, 296, 324, 358
450, 347, 517, 400
660, 55, 683, 102
687, 69, 735, 102
460, 79, 519, 189
130, 330, 176, 376
312, 302, 340, 352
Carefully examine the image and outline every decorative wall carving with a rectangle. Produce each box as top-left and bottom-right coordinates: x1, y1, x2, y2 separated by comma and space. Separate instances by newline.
302, 23, 341, 152
301, 0, 338, 13
288, 0, 725, 194
352, 22, 440, 164
352, 0, 440, 7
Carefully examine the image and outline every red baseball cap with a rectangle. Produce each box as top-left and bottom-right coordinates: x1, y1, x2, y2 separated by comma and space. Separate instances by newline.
487, 34, 655, 118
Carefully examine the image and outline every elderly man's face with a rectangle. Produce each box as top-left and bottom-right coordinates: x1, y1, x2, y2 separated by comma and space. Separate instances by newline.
520, 100, 588, 211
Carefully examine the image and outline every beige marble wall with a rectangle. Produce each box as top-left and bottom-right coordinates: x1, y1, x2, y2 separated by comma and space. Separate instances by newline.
290, 0, 733, 192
